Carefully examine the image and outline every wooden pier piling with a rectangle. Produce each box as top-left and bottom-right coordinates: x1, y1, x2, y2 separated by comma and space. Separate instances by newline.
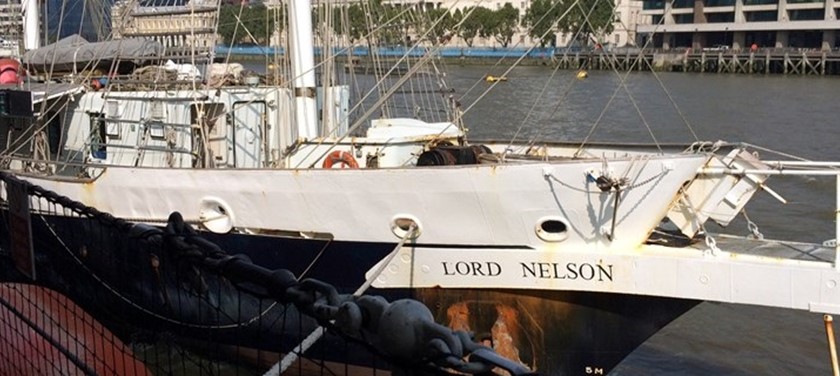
545, 49, 840, 76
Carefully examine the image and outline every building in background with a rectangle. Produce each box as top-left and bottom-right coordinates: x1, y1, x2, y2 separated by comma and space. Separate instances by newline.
0, 0, 22, 56
112, 0, 218, 57
637, 0, 840, 50
374, 0, 521, 47
42, 0, 111, 43
381, 0, 643, 48
613, 0, 642, 46
0, 0, 22, 41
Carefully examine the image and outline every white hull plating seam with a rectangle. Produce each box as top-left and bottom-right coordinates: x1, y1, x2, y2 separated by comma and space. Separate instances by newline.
370, 242, 840, 315
19, 154, 707, 249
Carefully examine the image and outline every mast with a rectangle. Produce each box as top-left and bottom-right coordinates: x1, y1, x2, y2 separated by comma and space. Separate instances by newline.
22, 0, 40, 50
288, 0, 318, 140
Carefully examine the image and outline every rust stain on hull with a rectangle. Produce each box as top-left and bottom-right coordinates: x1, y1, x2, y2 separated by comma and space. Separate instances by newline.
417, 287, 698, 375
430, 289, 546, 373
447, 301, 471, 332
492, 304, 524, 367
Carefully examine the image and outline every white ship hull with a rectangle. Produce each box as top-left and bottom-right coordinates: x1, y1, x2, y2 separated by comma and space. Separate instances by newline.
18, 153, 708, 251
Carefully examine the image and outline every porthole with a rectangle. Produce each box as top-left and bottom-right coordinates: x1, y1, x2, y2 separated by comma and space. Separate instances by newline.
199, 196, 235, 234
535, 217, 569, 242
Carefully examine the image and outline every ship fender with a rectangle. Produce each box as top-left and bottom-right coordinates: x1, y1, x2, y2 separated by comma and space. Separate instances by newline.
322, 150, 359, 168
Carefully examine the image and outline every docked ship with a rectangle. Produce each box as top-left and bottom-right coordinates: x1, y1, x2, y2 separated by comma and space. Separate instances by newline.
1, 0, 840, 374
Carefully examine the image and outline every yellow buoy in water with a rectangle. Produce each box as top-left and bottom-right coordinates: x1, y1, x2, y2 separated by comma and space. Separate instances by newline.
485, 75, 508, 82
576, 70, 589, 80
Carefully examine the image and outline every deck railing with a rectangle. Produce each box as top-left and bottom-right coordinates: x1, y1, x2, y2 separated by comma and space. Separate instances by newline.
700, 161, 840, 269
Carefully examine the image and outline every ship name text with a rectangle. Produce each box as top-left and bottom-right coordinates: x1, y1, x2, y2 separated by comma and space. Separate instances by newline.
521, 262, 614, 282
440, 261, 614, 282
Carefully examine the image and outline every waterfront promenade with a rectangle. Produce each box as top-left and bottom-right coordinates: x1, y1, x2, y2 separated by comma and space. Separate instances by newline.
217, 45, 840, 76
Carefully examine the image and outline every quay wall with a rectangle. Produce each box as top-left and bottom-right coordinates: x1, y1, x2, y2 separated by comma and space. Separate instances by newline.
217, 46, 840, 76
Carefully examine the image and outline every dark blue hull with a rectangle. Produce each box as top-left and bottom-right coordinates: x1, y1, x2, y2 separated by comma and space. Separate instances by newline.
0, 213, 697, 374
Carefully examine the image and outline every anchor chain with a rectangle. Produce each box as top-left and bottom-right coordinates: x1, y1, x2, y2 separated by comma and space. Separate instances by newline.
705, 233, 721, 255
742, 210, 764, 240
0, 171, 536, 375
160, 212, 535, 376
679, 191, 721, 255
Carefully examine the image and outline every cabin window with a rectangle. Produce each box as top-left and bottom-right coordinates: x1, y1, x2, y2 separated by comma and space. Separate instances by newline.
106, 100, 122, 119
148, 121, 166, 140
89, 113, 106, 159
151, 101, 166, 120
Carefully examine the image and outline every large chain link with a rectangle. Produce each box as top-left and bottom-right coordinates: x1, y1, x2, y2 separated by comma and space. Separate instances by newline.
162, 212, 534, 375
743, 211, 764, 240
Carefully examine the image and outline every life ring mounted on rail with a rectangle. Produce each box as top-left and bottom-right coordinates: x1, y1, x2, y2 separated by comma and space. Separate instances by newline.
322, 150, 359, 169
0, 58, 21, 84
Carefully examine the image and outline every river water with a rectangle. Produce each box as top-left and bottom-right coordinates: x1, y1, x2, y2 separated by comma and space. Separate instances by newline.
449, 66, 838, 243
459, 67, 838, 375
248, 61, 839, 374
435, 67, 838, 375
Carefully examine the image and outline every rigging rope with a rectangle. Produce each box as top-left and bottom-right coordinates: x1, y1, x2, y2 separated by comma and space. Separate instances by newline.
293, 1, 476, 168
574, 0, 698, 156
512, 0, 603, 153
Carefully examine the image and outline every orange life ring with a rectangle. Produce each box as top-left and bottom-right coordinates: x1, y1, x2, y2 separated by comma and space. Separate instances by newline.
322, 150, 359, 169
0, 58, 21, 84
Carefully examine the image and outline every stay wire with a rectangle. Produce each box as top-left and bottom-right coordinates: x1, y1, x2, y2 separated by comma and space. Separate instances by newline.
512, 0, 605, 153
460, 0, 583, 118
575, 0, 703, 155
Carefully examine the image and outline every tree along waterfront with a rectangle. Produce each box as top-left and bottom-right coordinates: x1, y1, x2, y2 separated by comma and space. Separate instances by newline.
215, 0, 614, 48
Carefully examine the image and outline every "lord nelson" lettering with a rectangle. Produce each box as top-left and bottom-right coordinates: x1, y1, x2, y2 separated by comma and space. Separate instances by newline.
440, 261, 614, 282
520, 262, 613, 281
